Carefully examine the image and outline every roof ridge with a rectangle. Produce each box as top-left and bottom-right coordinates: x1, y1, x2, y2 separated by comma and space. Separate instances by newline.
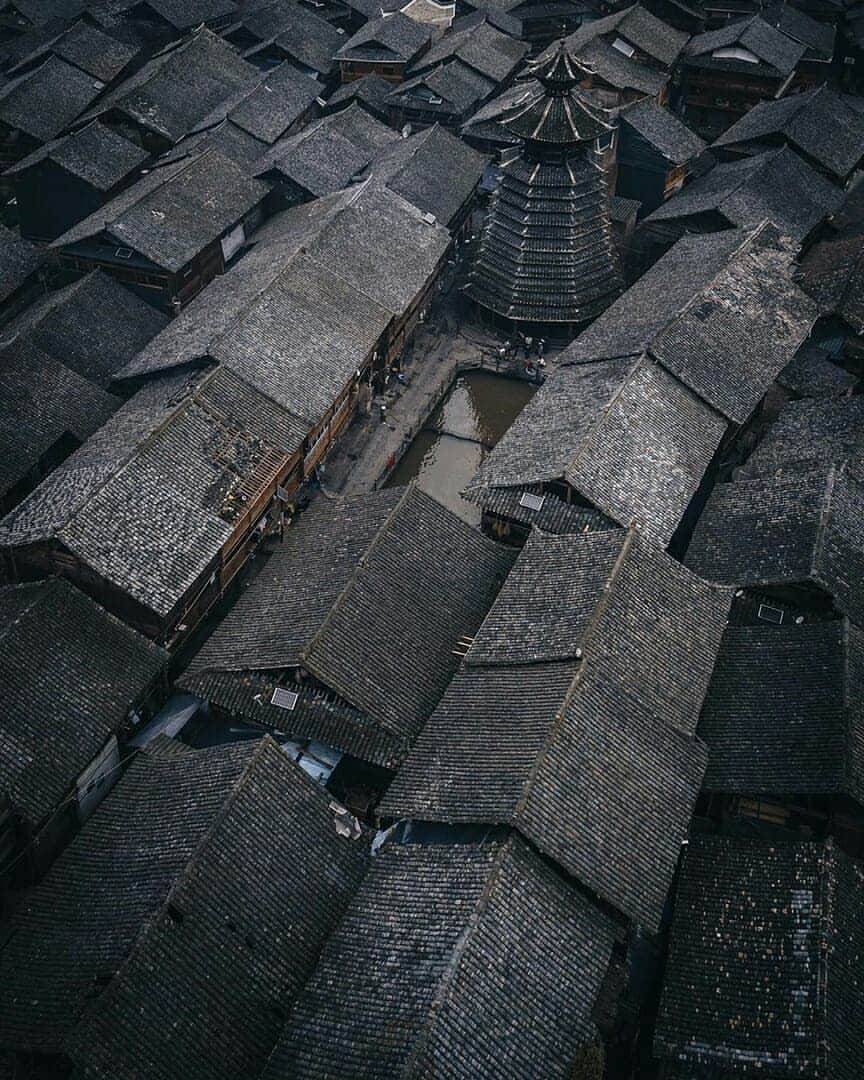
300, 485, 414, 673
811, 463, 837, 577
399, 837, 515, 1079
813, 838, 836, 1073
97, 737, 282, 999
568, 355, 643, 472
647, 220, 775, 354
0, 579, 55, 647
840, 619, 853, 794
157, 736, 278, 907
511, 526, 638, 820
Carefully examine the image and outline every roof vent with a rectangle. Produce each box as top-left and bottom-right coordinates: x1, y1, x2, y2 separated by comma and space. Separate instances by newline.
519, 491, 545, 512
271, 687, 299, 711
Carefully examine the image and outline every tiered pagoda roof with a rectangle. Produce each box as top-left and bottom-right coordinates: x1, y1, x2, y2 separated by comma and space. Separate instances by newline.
465, 42, 623, 329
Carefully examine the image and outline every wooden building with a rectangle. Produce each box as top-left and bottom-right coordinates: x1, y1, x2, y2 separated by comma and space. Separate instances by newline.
696, 617, 864, 853
2, 185, 452, 645
678, 17, 807, 139
8, 121, 148, 241
3, 18, 138, 84
51, 148, 269, 311
0, 577, 168, 887
114, 0, 240, 37
386, 18, 527, 128
263, 837, 619, 1079
255, 102, 401, 205
322, 72, 395, 122
468, 224, 817, 549
655, 835, 864, 1079
181, 486, 513, 774
712, 84, 864, 183
222, 0, 346, 86
642, 145, 844, 247
0, 271, 167, 514
0, 222, 43, 325
0, 54, 106, 170
0, 736, 369, 1080
616, 98, 706, 211
77, 28, 261, 155
334, 13, 431, 84
464, 0, 593, 46
466, 45, 623, 338
382, 526, 731, 931
554, 3, 690, 107
686, 464, 864, 626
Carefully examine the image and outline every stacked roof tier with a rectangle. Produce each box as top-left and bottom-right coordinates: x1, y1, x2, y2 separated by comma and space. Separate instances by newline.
466, 42, 622, 327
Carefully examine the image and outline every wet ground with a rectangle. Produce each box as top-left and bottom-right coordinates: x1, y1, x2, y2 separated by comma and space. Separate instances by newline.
386, 369, 535, 524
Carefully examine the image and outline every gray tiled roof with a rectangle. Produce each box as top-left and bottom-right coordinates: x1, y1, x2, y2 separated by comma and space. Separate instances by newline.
390, 59, 494, 117
739, 395, 864, 481
777, 345, 858, 400
4, 270, 168, 387
257, 103, 399, 196
185, 487, 515, 766
225, 61, 322, 145
466, 356, 726, 547
566, 228, 745, 363
645, 146, 843, 241
0, 364, 306, 619
335, 12, 431, 64
324, 73, 394, 117
297, 182, 451, 316
698, 620, 864, 801
620, 98, 705, 164
0, 577, 167, 826
210, 250, 391, 424
79, 29, 258, 143
563, 3, 689, 67
139, 0, 238, 29
114, 216, 342, 380
263, 837, 617, 1079
53, 148, 268, 272
0, 54, 104, 142
0, 223, 43, 306
6, 119, 148, 190
762, 1, 835, 59
367, 124, 488, 227
685, 15, 805, 76
65, 737, 368, 1080
714, 85, 864, 179
685, 465, 864, 627
0, 736, 368, 1074
798, 232, 864, 333
656, 835, 864, 1079
6, 18, 137, 83
409, 18, 528, 82
382, 527, 728, 929
0, 335, 120, 499
571, 223, 817, 424
241, 1, 344, 76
